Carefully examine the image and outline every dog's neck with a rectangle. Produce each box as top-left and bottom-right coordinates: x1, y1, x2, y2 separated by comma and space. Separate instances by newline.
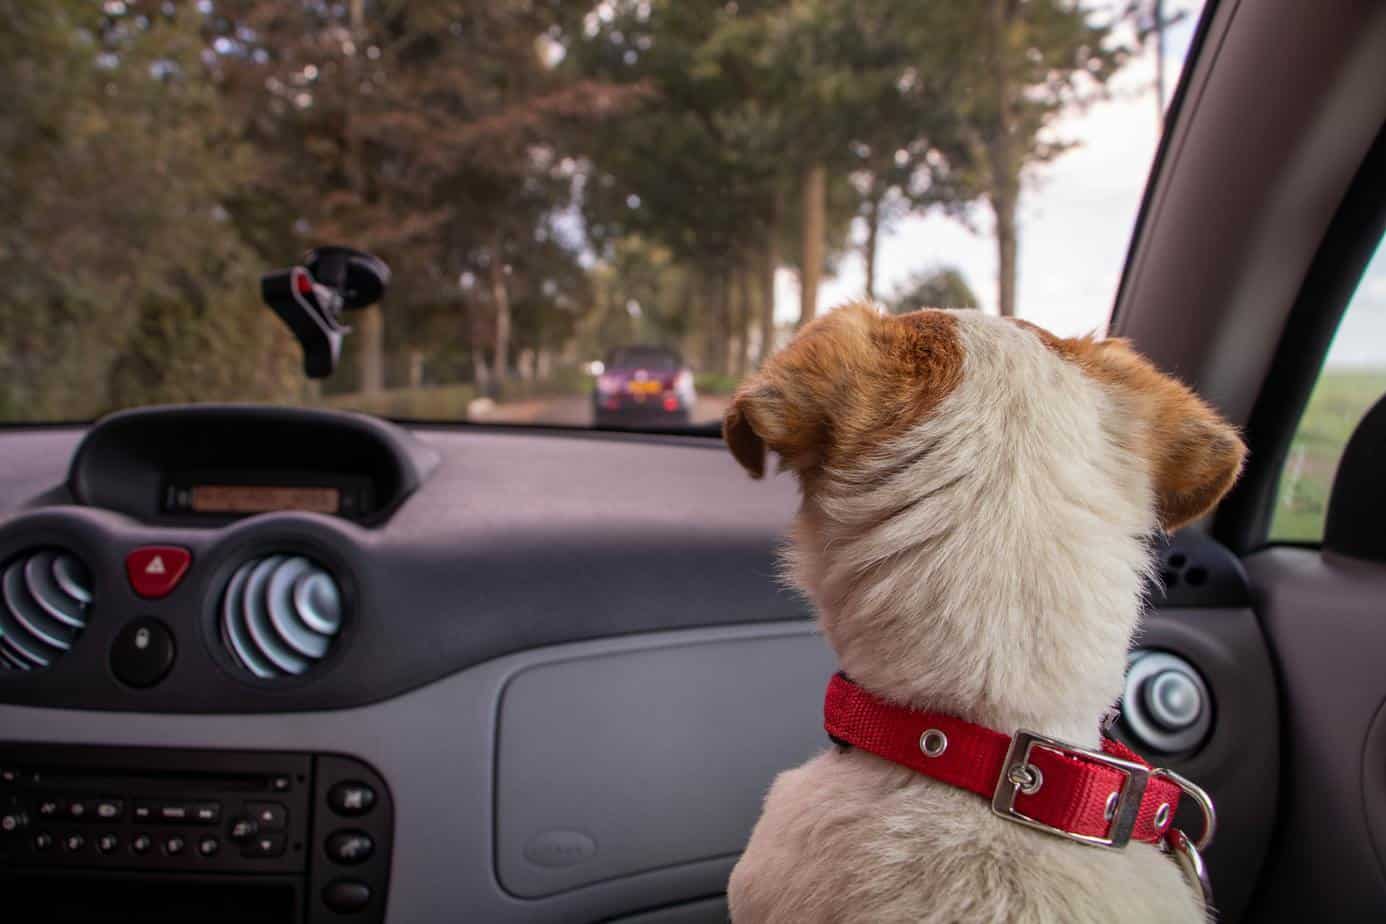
789, 320, 1157, 748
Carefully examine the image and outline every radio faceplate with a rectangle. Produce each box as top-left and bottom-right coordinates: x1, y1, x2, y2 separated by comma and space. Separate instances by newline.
0, 744, 392, 924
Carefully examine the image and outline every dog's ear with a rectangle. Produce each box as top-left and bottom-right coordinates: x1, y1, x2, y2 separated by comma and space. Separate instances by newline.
723, 390, 769, 478
1146, 389, 1246, 532
723, 303, 883, 478
723, 368, 832, 479
1077, 339, 1246, 531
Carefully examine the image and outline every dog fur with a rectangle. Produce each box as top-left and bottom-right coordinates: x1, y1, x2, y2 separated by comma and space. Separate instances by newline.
724, 304, 1244, 924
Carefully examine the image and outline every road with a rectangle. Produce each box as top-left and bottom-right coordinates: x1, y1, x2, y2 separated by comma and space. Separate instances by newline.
468, 393, 731, 428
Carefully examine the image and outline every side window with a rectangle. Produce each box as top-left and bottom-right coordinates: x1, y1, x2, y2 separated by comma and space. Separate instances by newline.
1270, 239, 1386, 542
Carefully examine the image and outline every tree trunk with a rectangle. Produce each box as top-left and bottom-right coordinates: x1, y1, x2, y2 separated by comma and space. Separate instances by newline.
488, 230, 511, 386
718, 269, 734, 376
733, 264, 753, 379
702, 269, 731, 375
757, 194, 780, 366
992, 193, 1018, 318
988, 0, 1020, 318
864, 188, 881, 302
469, 302, 492, 398
799, 163, 826, 326
356, 308, 385, 394
407, 349, 424, 389
346, 0, 384, 394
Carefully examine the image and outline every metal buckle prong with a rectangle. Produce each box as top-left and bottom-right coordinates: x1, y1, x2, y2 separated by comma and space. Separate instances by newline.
991, 729, 1151, 849
1152, 767, 1217, 851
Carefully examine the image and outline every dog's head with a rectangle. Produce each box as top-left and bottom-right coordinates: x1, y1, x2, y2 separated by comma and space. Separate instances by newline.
724, 304, 1244, 726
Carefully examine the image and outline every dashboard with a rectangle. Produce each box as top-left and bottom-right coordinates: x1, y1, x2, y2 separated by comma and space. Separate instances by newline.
0, 406, 1279, 923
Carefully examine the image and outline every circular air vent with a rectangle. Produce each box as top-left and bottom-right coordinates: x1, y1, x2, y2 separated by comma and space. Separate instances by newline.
220, 555, 343, 679
0, 549, 93, 671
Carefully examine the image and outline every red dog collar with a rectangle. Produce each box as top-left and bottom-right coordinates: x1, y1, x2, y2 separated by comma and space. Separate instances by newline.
824, 674, 1214, 850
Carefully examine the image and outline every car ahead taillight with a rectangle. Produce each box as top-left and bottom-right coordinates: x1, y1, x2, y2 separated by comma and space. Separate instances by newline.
663, 395, 680, 412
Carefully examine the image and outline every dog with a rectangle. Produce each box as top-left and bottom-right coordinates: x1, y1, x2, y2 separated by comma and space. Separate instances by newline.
723, 304, 1244, 924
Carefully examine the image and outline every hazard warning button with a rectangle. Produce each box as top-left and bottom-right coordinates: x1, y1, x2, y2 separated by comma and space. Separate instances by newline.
125, 547, 192, 599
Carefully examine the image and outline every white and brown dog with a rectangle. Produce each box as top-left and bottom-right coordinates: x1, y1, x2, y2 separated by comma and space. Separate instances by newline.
723, 304, 1244, 924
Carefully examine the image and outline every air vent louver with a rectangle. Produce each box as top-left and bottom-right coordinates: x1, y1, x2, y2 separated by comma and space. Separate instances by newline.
0, 549, 93, 671
220, 555, 342, 679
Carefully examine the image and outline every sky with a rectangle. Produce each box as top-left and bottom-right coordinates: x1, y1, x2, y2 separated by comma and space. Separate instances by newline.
778, 0, 1385, 362
785, 3, 1205, 337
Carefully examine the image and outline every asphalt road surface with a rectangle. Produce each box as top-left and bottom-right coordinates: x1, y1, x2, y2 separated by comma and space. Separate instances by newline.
469, 393, 731, 428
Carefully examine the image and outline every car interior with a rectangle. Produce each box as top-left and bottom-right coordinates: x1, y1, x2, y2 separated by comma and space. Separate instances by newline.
2, 1, 1386, 922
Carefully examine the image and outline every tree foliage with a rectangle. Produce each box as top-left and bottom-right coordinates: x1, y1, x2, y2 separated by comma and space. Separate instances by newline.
0, 0, 1141, 420
886, 268, 981, 315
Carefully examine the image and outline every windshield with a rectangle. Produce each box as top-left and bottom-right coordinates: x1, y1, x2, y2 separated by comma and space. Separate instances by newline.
0, 1, 1207, 429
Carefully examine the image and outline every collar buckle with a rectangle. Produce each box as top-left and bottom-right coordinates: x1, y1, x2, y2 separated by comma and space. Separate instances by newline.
991, 729, 1150, 848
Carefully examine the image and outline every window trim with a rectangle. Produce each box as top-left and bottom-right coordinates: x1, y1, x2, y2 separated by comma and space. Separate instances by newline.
1213, 122, 1386, 553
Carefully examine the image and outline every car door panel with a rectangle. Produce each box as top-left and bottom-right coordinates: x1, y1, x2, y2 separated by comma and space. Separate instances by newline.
1241, 548, 1386, 920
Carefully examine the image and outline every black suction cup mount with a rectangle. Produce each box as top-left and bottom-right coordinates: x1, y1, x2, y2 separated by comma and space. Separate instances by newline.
261, 246, 390, 379
304, 246, 391, 310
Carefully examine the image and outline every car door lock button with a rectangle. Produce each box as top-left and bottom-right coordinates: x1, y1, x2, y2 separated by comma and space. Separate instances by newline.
110, 618, 176, 688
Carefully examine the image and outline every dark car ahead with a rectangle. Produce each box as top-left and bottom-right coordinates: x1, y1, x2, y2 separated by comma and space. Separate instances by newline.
593, 346, 697, 427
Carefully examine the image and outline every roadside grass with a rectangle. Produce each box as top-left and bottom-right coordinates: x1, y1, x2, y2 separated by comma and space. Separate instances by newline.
313, 365, 595, 420
317, 383, 478, 420
1269, 367, 1386, 542
694, 372, 740, 395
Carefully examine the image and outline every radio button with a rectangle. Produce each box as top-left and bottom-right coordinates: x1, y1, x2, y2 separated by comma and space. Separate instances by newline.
0, 811, 26, 834
242, 833, 285, 858
63, 833, 85, 853
66, 800, 88, 820
131, 833, 152, 855
158, 803, 190, 823
325, 829, 374, 865
323, 879, 371, 914
36, 799, 60, 818
191, 802, 221, 825
164, 835, 185, 855
245, 802, 286, 831
327, 781, 375, 817
97, 833, 119, 854
228, 817, 258, 841
198, 836, 220, 857
33, 832, 53, 851
1, 768, 18, 784
94, 799, 124, 821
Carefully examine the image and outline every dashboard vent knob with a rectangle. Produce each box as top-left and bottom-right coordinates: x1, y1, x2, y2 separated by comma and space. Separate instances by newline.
0, 549, 93, 671
220, 555, 343, 679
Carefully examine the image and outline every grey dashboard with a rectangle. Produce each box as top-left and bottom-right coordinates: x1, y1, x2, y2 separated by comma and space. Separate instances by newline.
0, 410, 1280, 923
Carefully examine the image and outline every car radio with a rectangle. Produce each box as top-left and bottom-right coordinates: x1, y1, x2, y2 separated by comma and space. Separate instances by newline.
0, 744, 392, 923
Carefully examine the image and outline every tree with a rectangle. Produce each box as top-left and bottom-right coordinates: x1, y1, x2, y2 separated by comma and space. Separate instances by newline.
0, 1, 300, 421
211, 1, 639, 397
885, 267, 980, 315
565, 0, 866, 372
561, 1, 784, 373
935, 1, 1131, 317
